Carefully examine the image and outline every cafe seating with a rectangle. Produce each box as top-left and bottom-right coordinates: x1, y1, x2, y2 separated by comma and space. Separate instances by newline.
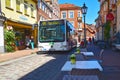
70, 68, 101, 77
63, 75, 99, 80
84, 49, 104, 63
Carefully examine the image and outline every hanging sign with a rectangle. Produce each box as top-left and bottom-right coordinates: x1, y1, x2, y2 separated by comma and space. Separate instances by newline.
106, 13, 114, 21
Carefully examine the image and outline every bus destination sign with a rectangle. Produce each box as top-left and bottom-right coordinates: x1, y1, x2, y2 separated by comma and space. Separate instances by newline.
40, 20, 64, 26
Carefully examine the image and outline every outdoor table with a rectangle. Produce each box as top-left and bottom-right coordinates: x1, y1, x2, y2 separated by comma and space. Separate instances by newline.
80, 52, 94, 60
61, 61, 103, 71
63, 75, 99, 80
81, 52, 94, 56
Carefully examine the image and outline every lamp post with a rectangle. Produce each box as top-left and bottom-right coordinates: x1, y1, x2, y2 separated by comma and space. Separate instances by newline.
81, 3, 88, 47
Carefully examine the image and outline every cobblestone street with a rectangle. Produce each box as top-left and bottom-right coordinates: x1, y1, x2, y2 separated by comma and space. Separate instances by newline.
0, 53, 64, 80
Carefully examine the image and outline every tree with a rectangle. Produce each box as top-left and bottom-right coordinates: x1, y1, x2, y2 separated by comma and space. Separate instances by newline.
104, 21, 111, 41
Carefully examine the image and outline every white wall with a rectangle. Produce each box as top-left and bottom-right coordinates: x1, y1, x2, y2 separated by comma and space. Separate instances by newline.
0, 21, 4, 53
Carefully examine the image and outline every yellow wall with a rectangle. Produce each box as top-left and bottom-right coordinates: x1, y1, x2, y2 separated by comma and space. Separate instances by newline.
1, 0, 37, 24
1, 0, 38, 49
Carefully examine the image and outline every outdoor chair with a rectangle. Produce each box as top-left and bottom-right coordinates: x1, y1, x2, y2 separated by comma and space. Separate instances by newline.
84, 49, 104, 63
80, 48, 87, 52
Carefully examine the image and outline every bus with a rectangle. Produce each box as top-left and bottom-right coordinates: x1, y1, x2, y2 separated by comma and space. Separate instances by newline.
38, 19, 77, 52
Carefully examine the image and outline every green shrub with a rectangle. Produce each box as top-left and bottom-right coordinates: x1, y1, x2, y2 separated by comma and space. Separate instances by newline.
4, 28, 15, 52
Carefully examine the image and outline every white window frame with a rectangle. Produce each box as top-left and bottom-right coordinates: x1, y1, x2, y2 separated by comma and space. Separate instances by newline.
78, 10, 81, 18
61, 11, 67, 19
68, 11, 74, 18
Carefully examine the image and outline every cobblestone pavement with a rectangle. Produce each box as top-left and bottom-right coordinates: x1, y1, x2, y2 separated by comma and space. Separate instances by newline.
0, 53, 66, 80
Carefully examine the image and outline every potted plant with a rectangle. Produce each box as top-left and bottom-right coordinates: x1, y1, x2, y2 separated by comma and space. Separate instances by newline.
70, 54, 76, 64
76, 47, 80, 53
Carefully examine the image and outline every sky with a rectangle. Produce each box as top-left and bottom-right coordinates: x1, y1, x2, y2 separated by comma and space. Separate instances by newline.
58, 0, 100, 24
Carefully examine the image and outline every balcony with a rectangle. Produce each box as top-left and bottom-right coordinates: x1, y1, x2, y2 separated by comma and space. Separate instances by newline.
77, 17, 82, 22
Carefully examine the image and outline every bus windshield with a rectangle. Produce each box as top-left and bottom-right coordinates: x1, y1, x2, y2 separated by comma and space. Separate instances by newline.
39, 20, 65, 42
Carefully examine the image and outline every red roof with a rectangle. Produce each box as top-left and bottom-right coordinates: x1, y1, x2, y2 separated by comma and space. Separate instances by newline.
59, 3, 81, 10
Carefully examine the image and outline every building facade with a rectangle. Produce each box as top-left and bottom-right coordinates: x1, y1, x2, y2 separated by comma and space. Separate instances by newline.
45, 0, 60, 19
96, 0, 120, 44
37, 0, 60, 21
37, 0, 53, 21
59, 3, 83, 43
60, 3, 95, 44
1, 0, 37, 50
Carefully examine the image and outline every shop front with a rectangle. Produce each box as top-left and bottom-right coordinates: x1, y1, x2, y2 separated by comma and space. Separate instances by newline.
6, 19, 37, 50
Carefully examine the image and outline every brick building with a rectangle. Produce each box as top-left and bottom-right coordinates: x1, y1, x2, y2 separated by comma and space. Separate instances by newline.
59, 3, 95, 43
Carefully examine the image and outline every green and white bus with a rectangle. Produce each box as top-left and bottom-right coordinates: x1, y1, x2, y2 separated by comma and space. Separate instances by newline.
38, 19, 76, 52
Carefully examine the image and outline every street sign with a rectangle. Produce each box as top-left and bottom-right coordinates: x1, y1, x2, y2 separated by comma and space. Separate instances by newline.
106, 13, 114, 21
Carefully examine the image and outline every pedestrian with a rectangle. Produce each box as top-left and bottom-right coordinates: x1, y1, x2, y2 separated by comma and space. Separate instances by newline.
25, 36, 30, 49
92, 37, 95, 44
30, 36, 34, 49
80, 40, 84, 48
88, 37, 92, 44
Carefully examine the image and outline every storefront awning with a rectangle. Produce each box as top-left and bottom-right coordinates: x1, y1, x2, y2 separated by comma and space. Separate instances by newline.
6, 19, 34, 29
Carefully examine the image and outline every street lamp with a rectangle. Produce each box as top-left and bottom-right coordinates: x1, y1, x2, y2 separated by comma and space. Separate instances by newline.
81, 3, 88, 47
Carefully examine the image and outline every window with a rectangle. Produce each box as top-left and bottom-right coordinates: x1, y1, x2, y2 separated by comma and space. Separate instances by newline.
42, 3, 45, 11
69, 11, 74, 18
16, 0, 21, 12
40, 16, 45, 21
24, 1, 28, 15
30, 4, 34, 18
38, 0, 41, 8
6, 0, 11, 8
61, 11, 66, 19
78, 22, 82, 29
49, 12, 52, 18
39, 22, 65, 42
78, 11, 81, 17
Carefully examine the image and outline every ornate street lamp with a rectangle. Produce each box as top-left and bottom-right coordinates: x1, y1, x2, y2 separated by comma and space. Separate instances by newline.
81, 3, 88, 47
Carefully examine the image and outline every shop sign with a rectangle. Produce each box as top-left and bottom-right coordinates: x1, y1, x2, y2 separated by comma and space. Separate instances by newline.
106, 13, 114, 21
19, 16, 28, 21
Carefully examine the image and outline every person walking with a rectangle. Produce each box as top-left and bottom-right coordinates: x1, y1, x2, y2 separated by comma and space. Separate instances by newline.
88, 37, 92, 45
30, 36, 34, 49
25, 36, 30, 49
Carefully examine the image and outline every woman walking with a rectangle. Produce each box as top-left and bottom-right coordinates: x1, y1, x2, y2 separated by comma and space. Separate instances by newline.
30, 36, 34, 49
